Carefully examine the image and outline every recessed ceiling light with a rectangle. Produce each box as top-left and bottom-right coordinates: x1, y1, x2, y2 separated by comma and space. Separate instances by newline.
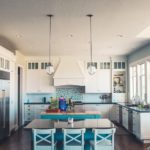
67, 34, 73, 38
16, 34, 22, 38
117, 34, 123, 37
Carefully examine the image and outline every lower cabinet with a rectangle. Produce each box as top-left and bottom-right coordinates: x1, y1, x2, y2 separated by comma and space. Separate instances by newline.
24, 104, 49, 123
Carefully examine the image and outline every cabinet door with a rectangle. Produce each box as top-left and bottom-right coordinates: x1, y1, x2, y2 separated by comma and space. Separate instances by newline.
26, 69, 54, 93
40, 70, 55, 93
24, 105, 35, 121
34, 105, 49, 119
85, 73, 99, 93
26, 70, 40, 93
85, 69, 111, 93
98, 69, 111, 93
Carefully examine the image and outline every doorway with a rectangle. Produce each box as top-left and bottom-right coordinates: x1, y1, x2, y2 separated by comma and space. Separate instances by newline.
17, 66, 23, 127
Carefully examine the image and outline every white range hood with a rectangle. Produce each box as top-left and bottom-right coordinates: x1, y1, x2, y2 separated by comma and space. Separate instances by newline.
53, 60, 85, 86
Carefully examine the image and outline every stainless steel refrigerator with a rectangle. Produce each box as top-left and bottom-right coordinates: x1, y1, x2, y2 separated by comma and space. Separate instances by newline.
0, 70, 10, 140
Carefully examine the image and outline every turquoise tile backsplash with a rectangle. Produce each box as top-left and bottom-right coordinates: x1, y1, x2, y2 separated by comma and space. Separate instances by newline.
56, 87, 84, 101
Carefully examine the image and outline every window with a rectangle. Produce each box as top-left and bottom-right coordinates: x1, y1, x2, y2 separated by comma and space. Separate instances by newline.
100, 62, 110, 69
113, 62, 126, 69
130, 66, 137, 99
138, 64, 146, 101
28, 62, 39, 69
147, 62, 150, 103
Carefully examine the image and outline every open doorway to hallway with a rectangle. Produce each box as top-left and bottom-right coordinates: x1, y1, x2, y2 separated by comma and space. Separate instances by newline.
17, 66, 23, 127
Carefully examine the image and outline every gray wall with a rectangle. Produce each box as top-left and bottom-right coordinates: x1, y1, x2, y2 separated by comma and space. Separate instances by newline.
128, 44, 150, 64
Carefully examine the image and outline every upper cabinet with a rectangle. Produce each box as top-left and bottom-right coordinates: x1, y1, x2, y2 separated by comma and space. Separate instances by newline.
0, 46, 14, 72
26, 59, 56, 93
0, 57, 10, 71
85, 61, 111, 93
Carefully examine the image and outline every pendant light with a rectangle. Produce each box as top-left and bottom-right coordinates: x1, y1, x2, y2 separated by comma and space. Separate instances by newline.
87, 14, 97, 75
46, 14, 54, 75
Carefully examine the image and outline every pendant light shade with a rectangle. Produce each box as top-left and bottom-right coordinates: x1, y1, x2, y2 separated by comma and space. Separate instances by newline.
87, 14, 97, 75
46, 14, 54, 75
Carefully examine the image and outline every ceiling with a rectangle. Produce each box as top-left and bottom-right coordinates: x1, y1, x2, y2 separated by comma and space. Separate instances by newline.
0, 0, 150, 56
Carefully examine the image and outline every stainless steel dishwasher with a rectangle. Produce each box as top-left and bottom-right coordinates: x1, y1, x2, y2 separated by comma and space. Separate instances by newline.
128, 109, 133, 132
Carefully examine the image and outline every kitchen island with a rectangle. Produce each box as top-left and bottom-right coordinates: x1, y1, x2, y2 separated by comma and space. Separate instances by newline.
40, 110, 101, 120
25, 118, 115, 150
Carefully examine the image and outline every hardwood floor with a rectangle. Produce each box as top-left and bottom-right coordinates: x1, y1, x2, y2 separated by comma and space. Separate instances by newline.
0, 125, 150, 150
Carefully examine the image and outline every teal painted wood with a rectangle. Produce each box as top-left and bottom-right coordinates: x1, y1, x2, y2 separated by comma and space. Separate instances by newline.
40, 114, 101, 120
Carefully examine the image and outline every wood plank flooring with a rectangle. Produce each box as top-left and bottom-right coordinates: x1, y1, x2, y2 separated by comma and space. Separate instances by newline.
0, 125, 150, 150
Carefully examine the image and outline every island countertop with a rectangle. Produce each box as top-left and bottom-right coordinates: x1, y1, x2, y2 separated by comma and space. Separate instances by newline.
25, 118, 114, 129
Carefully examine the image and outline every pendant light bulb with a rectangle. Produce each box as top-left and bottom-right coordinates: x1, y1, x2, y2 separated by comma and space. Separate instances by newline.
87, 14, 96, 75
87, 62, 97, 75
46, 14, 54, 75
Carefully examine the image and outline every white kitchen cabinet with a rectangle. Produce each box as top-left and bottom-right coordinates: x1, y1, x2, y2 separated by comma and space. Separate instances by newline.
34, 104, 49, 119
131, 111, 150, 143
140, 113, 150, 142
122, 107, 128, 129
26, 70, 40, 93
85, 69, 111, 93
85, 72, 99, 93
26, 64, 55, 93
132, 111, 141, 139
24, 105, 35, 122
24, 104, 49, 122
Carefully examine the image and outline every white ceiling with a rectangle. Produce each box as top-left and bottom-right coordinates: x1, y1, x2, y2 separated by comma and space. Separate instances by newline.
0, 0, 150, 56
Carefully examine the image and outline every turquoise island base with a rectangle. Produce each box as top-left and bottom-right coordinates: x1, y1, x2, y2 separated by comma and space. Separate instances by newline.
40, 110, 101, 120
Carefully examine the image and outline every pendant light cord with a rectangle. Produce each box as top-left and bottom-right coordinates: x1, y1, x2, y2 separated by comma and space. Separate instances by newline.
87, 14, 93, 63
47, 14, 53, 65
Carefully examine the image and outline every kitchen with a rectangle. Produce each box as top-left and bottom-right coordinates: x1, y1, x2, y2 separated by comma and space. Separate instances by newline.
1, 0, 150, 150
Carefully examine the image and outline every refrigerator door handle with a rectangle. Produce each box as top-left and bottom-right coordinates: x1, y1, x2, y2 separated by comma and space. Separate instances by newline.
2, 90, 5, 128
